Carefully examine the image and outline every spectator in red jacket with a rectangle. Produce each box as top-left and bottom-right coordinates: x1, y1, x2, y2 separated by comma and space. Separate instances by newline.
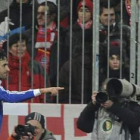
2, 33, 52, 103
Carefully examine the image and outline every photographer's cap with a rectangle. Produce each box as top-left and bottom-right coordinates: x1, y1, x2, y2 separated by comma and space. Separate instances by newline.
25, 112, 45, 128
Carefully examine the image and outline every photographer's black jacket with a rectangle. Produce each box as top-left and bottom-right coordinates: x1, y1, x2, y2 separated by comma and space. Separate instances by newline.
77, 101, 140, 140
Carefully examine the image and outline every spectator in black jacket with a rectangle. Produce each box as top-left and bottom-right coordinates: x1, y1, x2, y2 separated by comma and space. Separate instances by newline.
63, 0, 93, 63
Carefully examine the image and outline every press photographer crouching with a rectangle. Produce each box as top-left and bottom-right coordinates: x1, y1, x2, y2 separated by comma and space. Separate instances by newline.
77, 78, 140, 140
7, 112, 56, 140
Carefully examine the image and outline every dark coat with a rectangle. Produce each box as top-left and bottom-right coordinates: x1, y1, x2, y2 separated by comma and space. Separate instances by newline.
63, 22, 93, 63
99, 22, 130, 63
58, 44, 93, 104
77, 101, 140, 140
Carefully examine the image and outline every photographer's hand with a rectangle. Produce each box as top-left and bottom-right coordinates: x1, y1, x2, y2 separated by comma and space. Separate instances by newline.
101, 100, 113, 109
91, 91, 98, 104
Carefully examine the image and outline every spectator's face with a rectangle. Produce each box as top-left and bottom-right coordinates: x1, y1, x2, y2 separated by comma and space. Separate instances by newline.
27, 120, 44, 140
109, 55, 120, 70
0, 58, 10, 80
100, 8, 115, 26
9, 41, 27, 57
16, 0, 29, 3
78, 7, 92, 23
37, 5, 52, 26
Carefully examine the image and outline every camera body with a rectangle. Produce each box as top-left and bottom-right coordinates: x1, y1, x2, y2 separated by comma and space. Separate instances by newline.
15, 124, 35, 136
96, 91, 108, 104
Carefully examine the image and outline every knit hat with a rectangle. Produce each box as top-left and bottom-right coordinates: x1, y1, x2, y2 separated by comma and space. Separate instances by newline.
77, 0, 93, 14
109, 46, 120, 57
25, 112, 45, 128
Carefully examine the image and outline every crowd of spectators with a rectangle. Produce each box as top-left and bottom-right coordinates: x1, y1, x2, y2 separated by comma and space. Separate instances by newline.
0, 0, 135, 103
0, 0, 140, 140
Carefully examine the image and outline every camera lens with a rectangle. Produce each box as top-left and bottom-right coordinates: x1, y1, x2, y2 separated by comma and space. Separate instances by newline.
96, 92, 108, 104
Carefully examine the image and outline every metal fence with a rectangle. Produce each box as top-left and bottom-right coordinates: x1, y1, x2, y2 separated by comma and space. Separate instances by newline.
0, 0, 140, 104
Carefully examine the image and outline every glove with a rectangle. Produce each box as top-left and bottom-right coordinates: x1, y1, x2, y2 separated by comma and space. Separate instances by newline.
0, 17, 14, 36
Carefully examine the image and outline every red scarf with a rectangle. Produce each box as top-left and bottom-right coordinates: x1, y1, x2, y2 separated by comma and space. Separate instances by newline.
35, 22, 57, 74
77, 19, 92, 29
35, 22, 57, 49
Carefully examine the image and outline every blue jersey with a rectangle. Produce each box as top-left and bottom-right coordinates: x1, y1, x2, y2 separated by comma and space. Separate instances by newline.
0, 80, 40, 132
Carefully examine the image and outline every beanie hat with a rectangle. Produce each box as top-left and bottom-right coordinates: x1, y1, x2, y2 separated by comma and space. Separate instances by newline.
25, 112, 45, 128
77, 0, 93, 14
109, 46, 120, 56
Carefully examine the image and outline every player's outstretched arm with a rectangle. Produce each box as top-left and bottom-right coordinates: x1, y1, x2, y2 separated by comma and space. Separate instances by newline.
39, 87, 64, 96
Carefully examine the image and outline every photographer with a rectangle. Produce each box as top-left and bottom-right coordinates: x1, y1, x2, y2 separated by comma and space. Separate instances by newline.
77, 90, 140, 140
7, 112, 56, 140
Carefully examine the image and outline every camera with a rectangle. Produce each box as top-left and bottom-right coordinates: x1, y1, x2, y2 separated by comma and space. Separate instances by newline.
96, 78, 140, 104
96, 91, 108, 104
106, 78, 140, 99
15, 124, 35, 136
